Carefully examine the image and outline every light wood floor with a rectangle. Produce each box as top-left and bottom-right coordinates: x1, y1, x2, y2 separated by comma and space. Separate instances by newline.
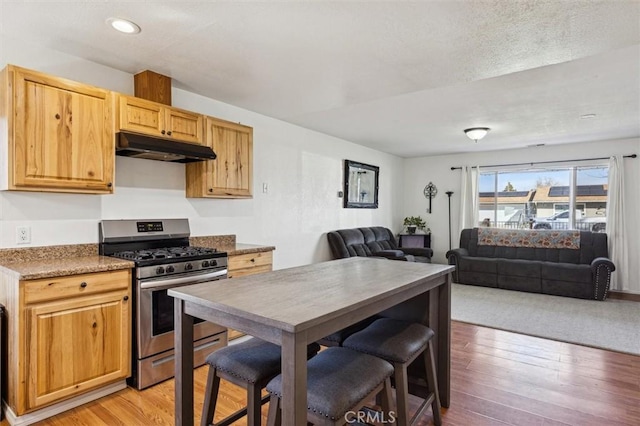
4, 321, 639, 425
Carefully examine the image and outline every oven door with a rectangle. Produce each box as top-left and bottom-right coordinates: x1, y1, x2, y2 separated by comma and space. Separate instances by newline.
137, 268, 227, 359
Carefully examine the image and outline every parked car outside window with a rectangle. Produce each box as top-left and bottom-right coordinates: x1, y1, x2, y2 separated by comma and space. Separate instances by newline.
531, 210, 606, 232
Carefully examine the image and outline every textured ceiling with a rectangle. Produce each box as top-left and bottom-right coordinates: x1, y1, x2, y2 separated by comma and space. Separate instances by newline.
1, 0, 639, 157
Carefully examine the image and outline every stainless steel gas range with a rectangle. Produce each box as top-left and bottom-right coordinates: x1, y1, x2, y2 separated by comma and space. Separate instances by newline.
99, 219, 228, 389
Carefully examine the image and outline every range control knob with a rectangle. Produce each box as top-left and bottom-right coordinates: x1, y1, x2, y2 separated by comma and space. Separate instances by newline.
166, 266, 175, 273
156, 266, 165, 274
210, 260, 217, 267
185, 263, 193, 271
202, 260, 210, 268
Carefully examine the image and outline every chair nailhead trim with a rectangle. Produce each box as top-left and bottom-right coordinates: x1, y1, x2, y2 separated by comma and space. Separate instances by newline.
213, 364, 259, 384
269, 376, 389, 420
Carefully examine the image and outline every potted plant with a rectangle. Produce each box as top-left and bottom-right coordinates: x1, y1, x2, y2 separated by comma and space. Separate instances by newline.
403, 216, 426, 234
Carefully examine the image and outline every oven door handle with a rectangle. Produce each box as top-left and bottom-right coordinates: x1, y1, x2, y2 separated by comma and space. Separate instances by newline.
140, 269, 228, 290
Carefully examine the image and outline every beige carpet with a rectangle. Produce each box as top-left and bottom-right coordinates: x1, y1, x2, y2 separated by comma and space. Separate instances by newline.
451, 283, 640, 355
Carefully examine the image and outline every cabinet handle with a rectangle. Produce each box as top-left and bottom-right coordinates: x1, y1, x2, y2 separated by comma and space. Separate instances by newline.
55, 113, 61, 120
80, 282, 87, 288
208, 188, 213, 192
161, 130, 166, 135
123, 295, 129, 301
167, 131, 172, 136
107, 182, 113, 188
250, 258, 255, 263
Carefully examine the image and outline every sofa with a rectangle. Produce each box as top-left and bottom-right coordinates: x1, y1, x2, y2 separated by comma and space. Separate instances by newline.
446, 228, 615, 300
327, 226, 433, 262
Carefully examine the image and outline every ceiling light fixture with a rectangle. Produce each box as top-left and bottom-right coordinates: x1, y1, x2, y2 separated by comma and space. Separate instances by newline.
107, 18, 141, 34
580, 114, 596, 119
464, 127, 490, 143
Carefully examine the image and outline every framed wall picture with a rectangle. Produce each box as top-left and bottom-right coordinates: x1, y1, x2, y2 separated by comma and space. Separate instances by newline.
343, 159, 379, 208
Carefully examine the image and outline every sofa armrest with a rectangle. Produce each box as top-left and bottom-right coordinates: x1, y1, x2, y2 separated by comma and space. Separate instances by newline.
445, 248, 469, 282
446, 248, 468, 262
400, 247, 433, 258
371, 250, 408, 261
591, 257, 616, 300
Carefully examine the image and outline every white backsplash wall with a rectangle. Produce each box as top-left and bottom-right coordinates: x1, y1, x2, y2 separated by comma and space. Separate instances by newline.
0, 35, 405, 269
403, 138, 640, 293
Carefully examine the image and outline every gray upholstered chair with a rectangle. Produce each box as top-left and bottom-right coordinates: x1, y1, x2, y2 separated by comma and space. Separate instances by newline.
265, 347, 395, 426
201, 338, 320, 426
343, 318, 442, 426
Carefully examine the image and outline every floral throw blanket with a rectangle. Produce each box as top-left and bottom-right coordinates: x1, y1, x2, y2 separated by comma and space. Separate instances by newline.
477, 228, 580, 249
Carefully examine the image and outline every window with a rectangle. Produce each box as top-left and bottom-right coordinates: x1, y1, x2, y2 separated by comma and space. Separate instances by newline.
479, 165, 608, 232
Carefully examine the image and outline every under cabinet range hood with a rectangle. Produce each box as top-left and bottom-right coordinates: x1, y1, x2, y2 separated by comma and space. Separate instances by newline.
116, 132, 217, 163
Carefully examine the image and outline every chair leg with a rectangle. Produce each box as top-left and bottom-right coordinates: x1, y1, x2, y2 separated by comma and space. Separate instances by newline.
425, 342, 442, 426
380, 377, 396, 425
201, 367, 221, 426
393, 363, 410, 426
247, 382, 262, 426
266, 395, 281, 426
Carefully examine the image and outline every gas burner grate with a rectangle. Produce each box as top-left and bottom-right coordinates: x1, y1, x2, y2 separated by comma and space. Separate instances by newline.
111, 246, 219, 262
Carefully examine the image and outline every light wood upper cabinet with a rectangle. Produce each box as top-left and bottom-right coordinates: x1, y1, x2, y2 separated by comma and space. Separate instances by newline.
1, 65, 115, 193
118, 95, 203, 144
186, 116, 253, 198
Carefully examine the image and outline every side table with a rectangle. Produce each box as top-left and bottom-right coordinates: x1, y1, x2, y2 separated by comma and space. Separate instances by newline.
398, 233, 431, 249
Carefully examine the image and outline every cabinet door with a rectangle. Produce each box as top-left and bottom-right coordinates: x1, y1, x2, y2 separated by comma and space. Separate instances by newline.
185, 116, 253, 198
118, 95, 164, 136
206, 117, 253, 198
26, 290, 131, 410
13, 68, 114, 193
166, 108, 203, 144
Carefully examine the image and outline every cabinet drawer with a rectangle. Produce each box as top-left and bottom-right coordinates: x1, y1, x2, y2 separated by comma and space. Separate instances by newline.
24, 270, 131, 304
228, 251, 272, 272
228, 264, 272, 279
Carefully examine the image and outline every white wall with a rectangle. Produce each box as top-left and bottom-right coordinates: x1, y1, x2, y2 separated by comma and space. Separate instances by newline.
403, 139, 640, 293
0, 36, 405, 269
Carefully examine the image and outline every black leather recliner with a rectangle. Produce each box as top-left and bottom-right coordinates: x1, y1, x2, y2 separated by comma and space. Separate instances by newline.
327, 226, 432, 263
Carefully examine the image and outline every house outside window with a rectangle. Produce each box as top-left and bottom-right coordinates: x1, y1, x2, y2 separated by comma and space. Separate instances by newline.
479, 165, 608, 232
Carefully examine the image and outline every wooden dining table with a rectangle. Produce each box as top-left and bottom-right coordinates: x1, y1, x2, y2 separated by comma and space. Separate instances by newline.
169, 257, 454, 426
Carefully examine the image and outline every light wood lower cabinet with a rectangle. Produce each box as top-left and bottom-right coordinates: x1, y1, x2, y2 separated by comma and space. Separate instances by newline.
26, 290, 130, 410
2, 269, 132, 416
227, 251, 273, 340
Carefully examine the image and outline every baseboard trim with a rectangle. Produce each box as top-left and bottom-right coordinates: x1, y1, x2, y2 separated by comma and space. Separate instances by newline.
608, 291, 640, 302
3, 380, 127, 426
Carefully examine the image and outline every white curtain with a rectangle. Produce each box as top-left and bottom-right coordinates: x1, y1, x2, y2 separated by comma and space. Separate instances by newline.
607, 155, 628, 291
460, 166, 480, 230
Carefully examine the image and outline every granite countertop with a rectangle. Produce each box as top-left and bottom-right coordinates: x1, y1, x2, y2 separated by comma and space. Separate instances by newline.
0, 256, 134, 281
0, 236, 274, 281
221, 243, 276, 256
189, 236, 275, 256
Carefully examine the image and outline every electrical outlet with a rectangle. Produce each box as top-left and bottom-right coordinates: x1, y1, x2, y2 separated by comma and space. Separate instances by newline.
262, 182, 268, 193
16, 226, 31, 244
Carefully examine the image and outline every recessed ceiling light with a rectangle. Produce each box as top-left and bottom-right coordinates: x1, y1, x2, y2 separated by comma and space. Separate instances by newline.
107, 18, 141, 34
580, 113, 597, 119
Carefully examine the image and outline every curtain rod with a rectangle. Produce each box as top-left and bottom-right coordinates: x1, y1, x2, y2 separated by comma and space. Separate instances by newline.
450, 154, 637, 170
